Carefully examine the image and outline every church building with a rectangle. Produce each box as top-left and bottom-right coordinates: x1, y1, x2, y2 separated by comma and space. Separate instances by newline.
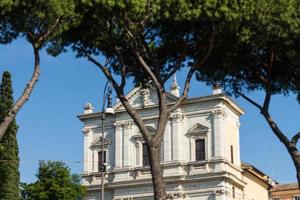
78, 77, 274, 200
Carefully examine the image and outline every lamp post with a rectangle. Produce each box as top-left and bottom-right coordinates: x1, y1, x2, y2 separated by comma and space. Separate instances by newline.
100, 81, 114, 200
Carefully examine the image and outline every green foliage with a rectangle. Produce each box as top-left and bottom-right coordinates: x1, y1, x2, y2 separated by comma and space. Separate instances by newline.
21, 161, 85, 200
196, 0, 300, 99
0, 71, 20, 200
54, 0, 248, 85
0, 0, 79, 48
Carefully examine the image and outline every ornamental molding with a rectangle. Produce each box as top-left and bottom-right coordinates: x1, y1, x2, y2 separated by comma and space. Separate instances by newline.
212, 109, 227, 119
170, 112, 185, 121
82, 127, 91, 136
113, 121, 133, 129
90, 136, 112, 150
186, 123, 209, 139
123, 121, 133, 129
131, 134, 144, 147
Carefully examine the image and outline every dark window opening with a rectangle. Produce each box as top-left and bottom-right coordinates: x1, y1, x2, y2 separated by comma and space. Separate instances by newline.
143, 143, 150, 166
98, 151, 106, 172
195, 139, 205, 161
232, 186, 235, 198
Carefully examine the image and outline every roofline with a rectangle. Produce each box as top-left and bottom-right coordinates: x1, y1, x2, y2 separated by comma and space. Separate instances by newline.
78, 93, 245, 121
241, 162, 277, 187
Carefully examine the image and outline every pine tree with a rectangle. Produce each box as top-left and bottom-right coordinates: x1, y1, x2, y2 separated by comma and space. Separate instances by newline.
0, 71, 20, 199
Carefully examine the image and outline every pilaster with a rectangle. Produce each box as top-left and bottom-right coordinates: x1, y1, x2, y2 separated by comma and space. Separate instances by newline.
170, 112, 184, 161
114, 122, 123, 168
82, 127, 92, 172
123, 121, 133, 167
212, 109, 227, 158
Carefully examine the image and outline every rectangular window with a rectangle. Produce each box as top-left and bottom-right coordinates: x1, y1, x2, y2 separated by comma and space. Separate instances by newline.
143, 143, 149, 166
231, 145, 234, 164
195, 139, 205, 161
294, 196, 300, 200
232, 186, 235, 198
98, 151, 106, 172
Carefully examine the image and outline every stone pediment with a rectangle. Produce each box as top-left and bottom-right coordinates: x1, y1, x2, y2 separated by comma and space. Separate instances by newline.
113, 86, 178, 111
90, 137, 111, 150
186, 123, 209, 138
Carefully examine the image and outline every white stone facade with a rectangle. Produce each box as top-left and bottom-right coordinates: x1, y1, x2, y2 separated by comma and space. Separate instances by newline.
78, 86, 269, 200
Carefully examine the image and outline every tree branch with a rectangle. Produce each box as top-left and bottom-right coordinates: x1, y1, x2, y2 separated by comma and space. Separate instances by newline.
262, 90, 271, 114
194, 24, 215, 69
0, 46, 41, 141
84, 53, 152, 143
236, 91, 263, 111
168, 67, 195, 114
163, 49, 187, 83
36, 17, 61, 48
114, 46, 127, 90
291, 132, 300, 147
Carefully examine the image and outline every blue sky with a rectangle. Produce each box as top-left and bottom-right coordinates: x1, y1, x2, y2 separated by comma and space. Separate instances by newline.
0, 38, 299, 184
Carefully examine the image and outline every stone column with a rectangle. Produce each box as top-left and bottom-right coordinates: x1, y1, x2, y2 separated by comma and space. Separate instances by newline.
114, 122, 123, 168
82, 127, 92, 172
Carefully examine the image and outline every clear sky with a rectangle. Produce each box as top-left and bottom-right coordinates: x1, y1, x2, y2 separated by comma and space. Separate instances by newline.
0, 38, 299, 184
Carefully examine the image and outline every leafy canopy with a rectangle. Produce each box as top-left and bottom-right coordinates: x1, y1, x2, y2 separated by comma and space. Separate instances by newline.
54, 0, 252, 85
0, 0, 79, 48
197, 0, 300, 100
21, 161, 85, 200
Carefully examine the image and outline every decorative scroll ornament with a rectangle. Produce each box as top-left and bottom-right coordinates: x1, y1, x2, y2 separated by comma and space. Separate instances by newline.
212, 109, 227, 119
131, 134, 144, 148
82, 127, 91, 136
123, 121, 133, 129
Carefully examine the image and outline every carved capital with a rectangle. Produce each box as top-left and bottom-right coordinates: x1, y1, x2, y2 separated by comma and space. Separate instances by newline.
123, 121, 133, 129
113, 122, 123, 129
170, 113, 185, 121
212, 109, 227, 119
82, 127, 91, 136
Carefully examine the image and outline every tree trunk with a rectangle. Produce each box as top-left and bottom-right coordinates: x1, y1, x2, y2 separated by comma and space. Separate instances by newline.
290, 150, 300, 189
148, 144, 167, 200
262, 112, 300, 189
0, 46, 40, 141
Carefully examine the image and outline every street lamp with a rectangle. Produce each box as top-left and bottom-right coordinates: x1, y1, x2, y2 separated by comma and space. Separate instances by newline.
100, 81, 114, 200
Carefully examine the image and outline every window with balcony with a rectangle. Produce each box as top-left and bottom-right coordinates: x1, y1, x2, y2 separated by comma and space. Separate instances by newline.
195, 139, 205, 161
